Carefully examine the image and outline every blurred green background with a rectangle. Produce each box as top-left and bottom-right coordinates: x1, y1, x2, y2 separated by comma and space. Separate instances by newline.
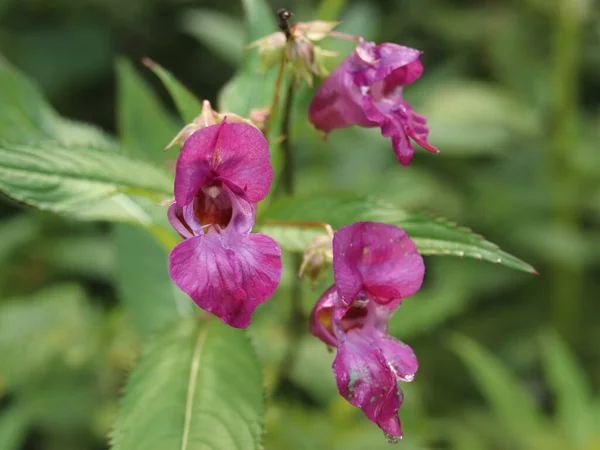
1, 0, 599, 449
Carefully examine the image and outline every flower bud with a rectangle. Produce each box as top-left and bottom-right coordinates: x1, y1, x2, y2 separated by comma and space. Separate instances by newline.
299, 232, 333, 286
165, 100, 258, 150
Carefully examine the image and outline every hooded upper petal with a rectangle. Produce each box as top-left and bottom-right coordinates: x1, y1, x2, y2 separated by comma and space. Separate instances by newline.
174, 122, 272, 206
168, 229, 282, 328
333, 329, 418, 437
333, 222, 424, 306
350, 41, 423, 87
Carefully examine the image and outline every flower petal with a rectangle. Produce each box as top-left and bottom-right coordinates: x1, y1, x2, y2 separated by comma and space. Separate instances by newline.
333, 330, 417, 437
351, 42, 423, 86
333, 222, 424, 306
309, 285, 340, 347
213, 122, 272, 202
174, 124, 218, 206
174, 122, 273, 206
308, 60, 372, 133
169, 229, 282, 328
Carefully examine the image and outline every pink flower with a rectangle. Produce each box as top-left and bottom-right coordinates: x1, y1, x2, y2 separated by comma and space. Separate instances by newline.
309, 222, 424, 438
308, 41, 439, 166
168, 122, 282, 328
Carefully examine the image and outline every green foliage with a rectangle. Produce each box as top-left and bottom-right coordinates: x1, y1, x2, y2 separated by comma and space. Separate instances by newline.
0, 140, 172, 221
110, 318, 265, 450
114, 224, 192, 337
116, 58, 179, 162
540, 331, 594, 446
0, 406, 29, 450
218, 0, 278, 116
144, 59, 203, 124
182, 10, 244, 65
260, 193, 536, 273
450, 335, 547, 447
0, 284, 98, 390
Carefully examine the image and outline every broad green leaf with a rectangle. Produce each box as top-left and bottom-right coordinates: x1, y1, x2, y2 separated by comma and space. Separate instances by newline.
143, 59, 203, 124
0, 284, 98, 389
110, 318, 265, 450
218, 0, 278, 116
0, 406, 29, 450
116, 58, 179, 162
182, 9, 244, 65
540, 331, 594, 446
259, 193, 536, 273
0, 140, 172, 222
450, 335, 546, 446
115, 223, 192, 337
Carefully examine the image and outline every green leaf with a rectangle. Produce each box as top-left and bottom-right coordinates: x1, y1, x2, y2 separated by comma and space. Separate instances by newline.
0, 406, 29, 450
218, 0, 278, 116
0, 56, 115, 146
116, 58, 179, 162
182, 9, 244, 65
449, 335, 546, 445
540, 331, 594, 446
0, 140, 173, 222
110, 318, 265, 450
316, 0, 348, 21
0, 284, 98, 390
115, 223, 192, 337
259, 193, 536, 273
143, 58, 203, 124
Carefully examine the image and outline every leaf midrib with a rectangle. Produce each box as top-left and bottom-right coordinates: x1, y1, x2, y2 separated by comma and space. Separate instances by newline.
181, 323, 209, 450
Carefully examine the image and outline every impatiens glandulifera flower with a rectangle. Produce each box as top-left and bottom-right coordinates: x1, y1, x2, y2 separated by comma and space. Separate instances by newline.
168, 122, 282, 328
309, 222, 425, 440
308, 40, 439, 165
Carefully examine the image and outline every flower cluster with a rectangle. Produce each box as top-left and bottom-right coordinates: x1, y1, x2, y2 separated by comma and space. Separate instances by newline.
165, 9, 437, 440
310, 222, 424, 439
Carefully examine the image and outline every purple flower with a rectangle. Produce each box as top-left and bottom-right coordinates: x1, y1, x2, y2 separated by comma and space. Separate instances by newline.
308, 41, 439, 166
309, 222, 424, 438
168, 122, 282, 328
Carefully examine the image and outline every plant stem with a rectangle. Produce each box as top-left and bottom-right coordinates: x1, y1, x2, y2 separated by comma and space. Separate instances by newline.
275, 75, 306, 388
549, 0, 584, 346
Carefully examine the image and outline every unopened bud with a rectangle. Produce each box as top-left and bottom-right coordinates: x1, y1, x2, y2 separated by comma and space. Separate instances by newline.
299, 232, 333, 286
165, 100, 259, 150
247, 32, 286, 69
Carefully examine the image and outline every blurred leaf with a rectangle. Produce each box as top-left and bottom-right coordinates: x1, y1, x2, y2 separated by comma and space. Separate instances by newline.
0, 284, 98, 390
0, 56, 115, 146
0, 140, 172, 222
259, 193, 536, 273
450, 335, 546, 446
0, 406, 29, 450
421, 81, 540, 156
0, 213, 39, 264
540, 331, 594, 446
4, 22, 112, 96
38, 234, 115, 281
390, 259, 522, 339
316, 0, 347, 21
110, 318, 264, 450
114, 223, 192, 337
182, 9, 244, 65
116, 58, 179, 163
218, 0, 278, 116
143, 59, 203, 124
